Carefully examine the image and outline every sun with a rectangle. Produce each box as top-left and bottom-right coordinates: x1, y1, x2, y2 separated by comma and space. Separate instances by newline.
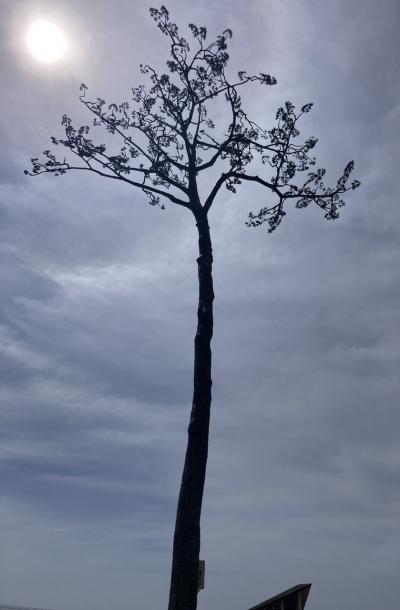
27, 19, 67, 63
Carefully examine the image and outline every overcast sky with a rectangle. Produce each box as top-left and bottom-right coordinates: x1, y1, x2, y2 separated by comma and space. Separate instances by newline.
1, 1, 399, 610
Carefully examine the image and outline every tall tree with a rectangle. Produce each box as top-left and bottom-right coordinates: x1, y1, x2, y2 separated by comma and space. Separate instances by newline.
26, 6, 360, 610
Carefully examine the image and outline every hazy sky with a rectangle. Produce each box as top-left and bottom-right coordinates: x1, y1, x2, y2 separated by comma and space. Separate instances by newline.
1, 1, 399, 610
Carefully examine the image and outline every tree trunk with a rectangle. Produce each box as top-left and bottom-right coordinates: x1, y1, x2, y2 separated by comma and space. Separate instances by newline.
168, 208, 214, 610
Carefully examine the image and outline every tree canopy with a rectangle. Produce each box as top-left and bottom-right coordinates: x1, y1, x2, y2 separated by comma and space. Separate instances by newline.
26, 5, 360, 228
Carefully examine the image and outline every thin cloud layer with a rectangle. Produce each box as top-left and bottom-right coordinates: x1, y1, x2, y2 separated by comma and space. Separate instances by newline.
1, 1, 399, 610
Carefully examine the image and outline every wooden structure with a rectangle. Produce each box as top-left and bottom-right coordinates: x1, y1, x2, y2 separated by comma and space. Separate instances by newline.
248, 583, 312, 610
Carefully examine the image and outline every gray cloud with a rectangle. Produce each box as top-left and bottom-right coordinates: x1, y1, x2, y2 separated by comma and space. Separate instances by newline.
1, 1, 399, 610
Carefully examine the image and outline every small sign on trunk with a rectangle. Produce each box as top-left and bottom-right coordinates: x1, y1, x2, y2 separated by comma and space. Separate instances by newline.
198, 560, 205, 592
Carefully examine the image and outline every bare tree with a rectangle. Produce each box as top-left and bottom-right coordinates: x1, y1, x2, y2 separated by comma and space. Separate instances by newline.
26, 6, 360, 610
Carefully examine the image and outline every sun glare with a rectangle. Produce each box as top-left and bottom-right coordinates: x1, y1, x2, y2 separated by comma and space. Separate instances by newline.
27, 19, 67, 63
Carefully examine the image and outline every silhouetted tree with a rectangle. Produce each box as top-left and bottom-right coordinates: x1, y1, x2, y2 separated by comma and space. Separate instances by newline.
26, 7, 360, 610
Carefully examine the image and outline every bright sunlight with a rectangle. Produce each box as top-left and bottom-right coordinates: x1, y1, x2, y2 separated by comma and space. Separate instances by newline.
27, 19, 67, 63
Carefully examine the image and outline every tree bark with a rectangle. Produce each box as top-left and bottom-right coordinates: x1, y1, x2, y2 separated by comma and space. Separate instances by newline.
168, 207, 214, 610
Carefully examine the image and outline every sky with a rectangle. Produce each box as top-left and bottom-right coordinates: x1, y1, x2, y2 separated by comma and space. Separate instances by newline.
0, 1, 399, 609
